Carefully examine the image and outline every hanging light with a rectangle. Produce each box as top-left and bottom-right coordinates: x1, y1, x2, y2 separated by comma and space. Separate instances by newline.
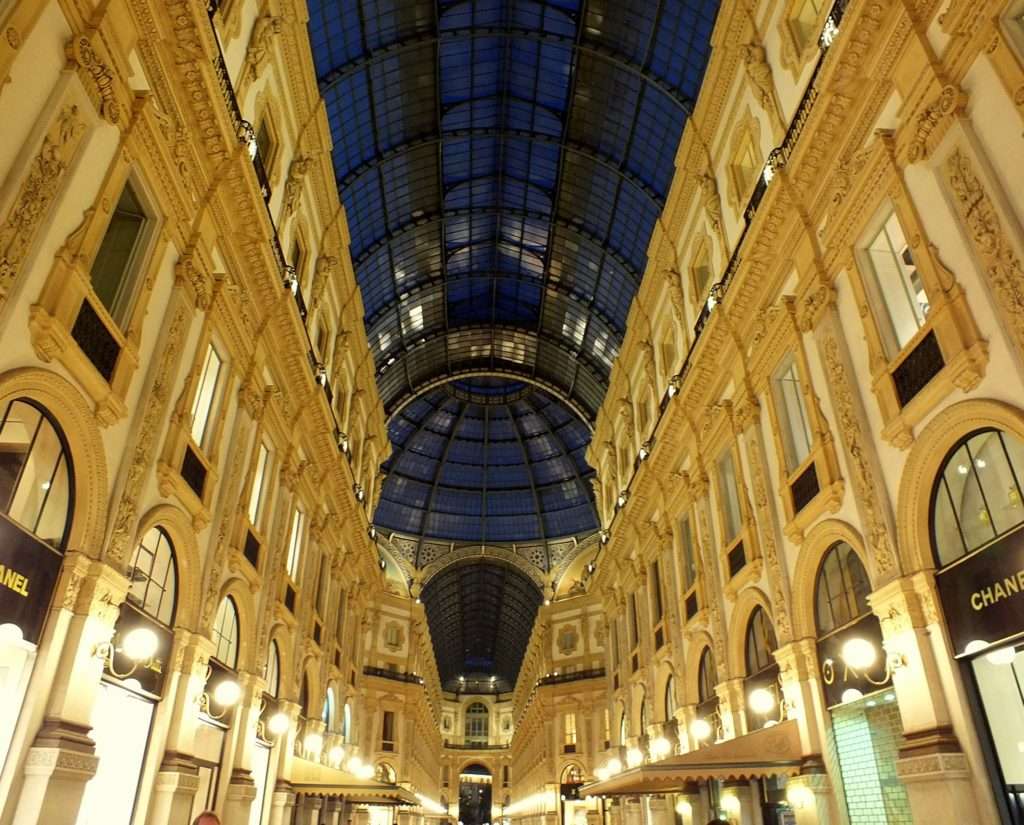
689, 718, 712, 741
267, 712, 290, 736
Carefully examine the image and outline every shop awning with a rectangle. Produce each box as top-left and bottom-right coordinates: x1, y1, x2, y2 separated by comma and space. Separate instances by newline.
293, 782, 419, 806
290, 757, 419, 804
581, 720, 803, 796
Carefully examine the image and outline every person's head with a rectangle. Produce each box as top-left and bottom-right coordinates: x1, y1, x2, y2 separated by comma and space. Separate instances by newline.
192, 813, 221, 825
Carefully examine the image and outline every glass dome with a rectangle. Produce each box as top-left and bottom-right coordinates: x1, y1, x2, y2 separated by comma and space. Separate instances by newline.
374, 378, 597, 544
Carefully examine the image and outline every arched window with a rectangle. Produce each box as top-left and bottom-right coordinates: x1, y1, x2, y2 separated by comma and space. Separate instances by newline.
744, 606, 778, 677
212, 596, 240, 669
697, 648, 716, 704
815, 542, 871, 636
266, 641, 281, 697
343, 702, 352, 743
322, 687, 336, 730
0, 399, 73, 549
931, 429, 1024, 567
125, 526, 177, 626
664, 675, 677, 720
562, 764, 582, 784
465, 702, 488, 744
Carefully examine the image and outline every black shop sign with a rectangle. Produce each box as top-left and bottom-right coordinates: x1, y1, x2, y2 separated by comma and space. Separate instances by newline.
0, 513, 63, 645
817, 614, 891, 709
936, 528, 1024, 656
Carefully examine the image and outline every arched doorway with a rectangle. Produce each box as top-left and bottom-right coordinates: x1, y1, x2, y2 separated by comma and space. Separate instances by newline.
459, 763, 492, 825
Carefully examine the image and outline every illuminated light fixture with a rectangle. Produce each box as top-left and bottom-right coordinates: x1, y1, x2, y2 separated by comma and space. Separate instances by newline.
605, 758, 622, 776
649, 737, 670, 760
544, 599, 551, 606
786, 785, 814, 810
638, 440, 653, 461
706, 283, 724, 312
595, 767, 610, 782
840, 637, 877, 671
976, 458, 987, 469
689, 718, 712, 741
267, 712, 290, 736
840, 688, 864, 705
667, 375, 681, 398
304, 732, 324, 756
985, 646, 1017, 666
747, 687, 776, 716
720, 794, 741, 815
199, 668, 242, 721
213, 679, 242, 707
368, 526, 377, 540
675, 800, 692, 816
839, 637, 906, 684
314, 363, 327, 385
347, 755, 364, 774
616, 491, 629, 508
379, 557, 387, 571
586, 562, 596, 574
354, 484, 365, 502
329, 745, 345, 765
94, 627, 160, 679
625, 747, 643, 768
964, 639, 990, 656
358, 763, 376, 780
599, 530, 610, 545
336, 431, 350, 453
283, 265, 299, 294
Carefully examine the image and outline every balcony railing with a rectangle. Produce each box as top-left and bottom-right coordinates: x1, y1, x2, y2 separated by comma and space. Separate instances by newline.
443, 740, 509, 750
537, 668, 606, 687
363, 666, 425, 685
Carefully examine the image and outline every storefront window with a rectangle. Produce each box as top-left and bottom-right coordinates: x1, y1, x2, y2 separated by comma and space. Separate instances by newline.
0, 399, 73, 549
744, 607, 779, 731
970, 644, 1024, 807
931, 429, 1024, 567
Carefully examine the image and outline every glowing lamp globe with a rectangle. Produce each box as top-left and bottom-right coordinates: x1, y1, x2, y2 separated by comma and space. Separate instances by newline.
122, 627, 159, 662
747, 687, 775, 715
267, 712, 290, 736
840, 637, 877, 671
212, 679, 241, 707
689, 718, 712, 741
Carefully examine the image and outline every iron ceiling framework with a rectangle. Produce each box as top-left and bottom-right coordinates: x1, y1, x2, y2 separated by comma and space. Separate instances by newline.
420, 560, 544, 691
307, 0, 720, 687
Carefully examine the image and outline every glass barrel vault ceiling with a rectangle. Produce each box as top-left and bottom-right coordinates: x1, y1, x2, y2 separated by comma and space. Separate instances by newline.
307, 0, 720, 542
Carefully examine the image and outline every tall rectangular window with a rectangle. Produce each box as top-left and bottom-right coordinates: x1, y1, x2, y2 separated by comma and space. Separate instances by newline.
865, 211, 929, 356
680, 515, 697, 591
773, 356, 813, 472
563, 712, 577, 747
90, 182, 149, 327
382, 710, 395, 749
650, 560, 663, 622
190, 344, 223, 449
718, 449, 743, 541
286, 509, 304, 581
247, 443, 270, 525
629, 593, 640, 648
316, 554, 329, 616
611, 619, 620, 668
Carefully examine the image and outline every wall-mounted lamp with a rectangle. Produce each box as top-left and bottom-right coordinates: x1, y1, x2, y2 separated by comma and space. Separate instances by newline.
675, 800, 692, 817
689, 708, 723, 744
615, 491, 629, 508
667, 375, 681, 398
747, 679, 796, 726
198, 665, 242, 721
354, 484, 365, 502
720, 793, 741, 816
336, 431, 350, 453
638, 440, 653, 461
625, 747, 644, 768
329, 744, 345, 766
599, 530, 609, 545
267, 711, 290, 737
834, 637, 907, 686
314, 363, 327, 386
94, 627, 160, 679
303, 731, 324, 757
648, 736, 671, 760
